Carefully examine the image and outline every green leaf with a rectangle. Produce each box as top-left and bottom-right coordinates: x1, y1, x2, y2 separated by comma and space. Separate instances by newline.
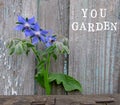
35, 68, 52, 94
52, 54, 57, 61
15, 42, 24, 55
26, 42, 35, 48
35, 71, 45, 88
63, 37, 69, 46
22, 43, 29, 55
45, 45, 56, 54
7, 39, 35, 56
36, 61, 46, 71
9, 47, 15, 55
6, 40, 14, 48
54, 42, 69, 54
26, 49, 30, 55
35, 66, 46, 88
53, 35, 57, 37
62, 45, 69, 54
16, 22, 22, 24
49, 73, 83, 92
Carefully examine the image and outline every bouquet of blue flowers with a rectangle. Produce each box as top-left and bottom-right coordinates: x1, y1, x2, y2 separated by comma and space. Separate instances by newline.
7, 16, 82, 95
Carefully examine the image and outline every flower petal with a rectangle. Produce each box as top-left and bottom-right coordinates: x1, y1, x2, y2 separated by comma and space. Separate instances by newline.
15, 24, 24, 31
33, 23, 40, 31
40, 35, 45, 43
46, 42, 52, 47
24, 30, 33, 37
41, 30, 48, 36
32, 36, 39, 44
18, 16, 26, 23
28, 17, 35, 24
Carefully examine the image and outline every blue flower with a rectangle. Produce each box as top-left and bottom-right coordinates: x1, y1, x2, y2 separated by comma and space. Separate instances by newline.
15, 16, 35, 37
31, 23, 48, 44
45, 35, 56, 47
15, 16, 56, 46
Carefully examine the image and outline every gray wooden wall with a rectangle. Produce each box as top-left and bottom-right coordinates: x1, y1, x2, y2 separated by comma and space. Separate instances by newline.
0, 0, 120, 95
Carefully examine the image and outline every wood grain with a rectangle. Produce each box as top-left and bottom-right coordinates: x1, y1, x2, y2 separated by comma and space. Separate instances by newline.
0, 95, 117, 105
69, 0, 120, 94
0, 0, 37, 95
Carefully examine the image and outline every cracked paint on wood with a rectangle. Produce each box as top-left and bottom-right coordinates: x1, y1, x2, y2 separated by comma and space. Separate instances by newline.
0, 0, 37, 95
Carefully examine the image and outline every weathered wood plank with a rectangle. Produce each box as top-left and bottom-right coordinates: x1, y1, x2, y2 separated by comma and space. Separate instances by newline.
114, 0, 120, 94
69, 0, 120, 94
0, 95, 117, 105
37, 0, 69, 95
0, 0, 37, 95
0, 96, 55, 105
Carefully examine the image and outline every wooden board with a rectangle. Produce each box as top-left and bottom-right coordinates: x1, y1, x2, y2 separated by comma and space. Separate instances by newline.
69, 0, 120, 94
0, 0, 37, 95
37, 0, 69, 95
0, 94, 118, 105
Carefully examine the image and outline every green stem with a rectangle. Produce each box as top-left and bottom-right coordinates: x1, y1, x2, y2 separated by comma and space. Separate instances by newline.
31, 47, 40, 62
32, 46, 51, 95
44, 54, 51, 95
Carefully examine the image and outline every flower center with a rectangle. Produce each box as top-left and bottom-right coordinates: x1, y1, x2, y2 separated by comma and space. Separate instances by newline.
35, 31, 40, 36
24, 23, 30, 28
49, 38, 54, 43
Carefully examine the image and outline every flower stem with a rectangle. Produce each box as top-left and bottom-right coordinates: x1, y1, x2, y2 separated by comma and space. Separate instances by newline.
31, 47, 51, 95
31, 47, 40, 62
44, 54, 51, 95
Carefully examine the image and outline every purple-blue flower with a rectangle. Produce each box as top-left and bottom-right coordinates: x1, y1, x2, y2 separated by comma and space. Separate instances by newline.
45, 35, 56, 47
15, 16, 35, 37
31, 23, 48, 44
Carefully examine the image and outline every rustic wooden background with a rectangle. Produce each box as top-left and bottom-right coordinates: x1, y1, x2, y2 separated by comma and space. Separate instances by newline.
0, 0, 120, 95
